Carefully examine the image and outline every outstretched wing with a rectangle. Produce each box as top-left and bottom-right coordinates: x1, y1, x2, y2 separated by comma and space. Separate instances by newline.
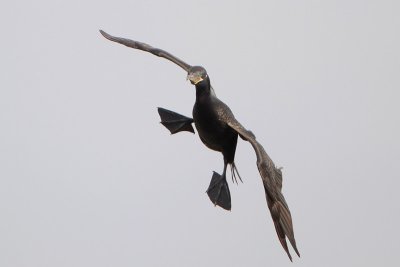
99, 30, 192, 72
218, 106, 300, 261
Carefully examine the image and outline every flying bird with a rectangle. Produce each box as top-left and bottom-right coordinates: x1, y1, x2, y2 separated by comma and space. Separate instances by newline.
100, 30, 300, 261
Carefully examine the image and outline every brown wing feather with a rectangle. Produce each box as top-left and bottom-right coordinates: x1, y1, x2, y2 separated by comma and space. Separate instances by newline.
99, 30, 192, 72
223, 111, 300, 261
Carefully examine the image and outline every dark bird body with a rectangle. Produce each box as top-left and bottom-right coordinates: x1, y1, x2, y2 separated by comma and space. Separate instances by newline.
100, 30, 300, 261
193, 86, 238, 163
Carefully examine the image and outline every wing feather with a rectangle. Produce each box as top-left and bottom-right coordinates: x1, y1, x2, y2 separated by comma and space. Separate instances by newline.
223, 110, 300, 260
99, 30, 192, 72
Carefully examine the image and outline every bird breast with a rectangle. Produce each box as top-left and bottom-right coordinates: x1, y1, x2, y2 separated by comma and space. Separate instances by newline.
193, 99, 237, 153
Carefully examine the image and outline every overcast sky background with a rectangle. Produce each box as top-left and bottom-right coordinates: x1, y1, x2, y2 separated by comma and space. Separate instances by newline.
1, 1, 399, 266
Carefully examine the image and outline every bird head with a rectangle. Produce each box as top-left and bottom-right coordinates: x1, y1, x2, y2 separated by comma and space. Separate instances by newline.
187, 66, 208, 85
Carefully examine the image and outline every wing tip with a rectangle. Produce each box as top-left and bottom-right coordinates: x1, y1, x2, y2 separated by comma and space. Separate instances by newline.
99, 29, 106, 37
282, 238, 300, 262
287, 238, 300, 260
286, 250, 293, 262
292, 242, 301, 258
99, 29, 114, 41
271, 200, 300, 261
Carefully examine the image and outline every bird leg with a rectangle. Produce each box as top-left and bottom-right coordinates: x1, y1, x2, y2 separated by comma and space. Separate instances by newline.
206, 163, 231, 210
157, 107, 195, 134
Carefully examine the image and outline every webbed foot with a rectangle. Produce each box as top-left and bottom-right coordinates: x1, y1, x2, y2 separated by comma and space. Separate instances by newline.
157, 107, 195, 134
206, 172, 231, 210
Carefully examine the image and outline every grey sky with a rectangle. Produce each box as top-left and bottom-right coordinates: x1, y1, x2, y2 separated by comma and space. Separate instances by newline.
1, 1, 399, 266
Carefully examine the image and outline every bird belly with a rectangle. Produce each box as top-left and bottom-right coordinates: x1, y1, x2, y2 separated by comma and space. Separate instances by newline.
196, 125, 226, 152
193, 105, 238, 162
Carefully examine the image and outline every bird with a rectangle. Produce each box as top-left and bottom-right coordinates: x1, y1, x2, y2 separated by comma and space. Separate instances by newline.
100, 30, 300, 261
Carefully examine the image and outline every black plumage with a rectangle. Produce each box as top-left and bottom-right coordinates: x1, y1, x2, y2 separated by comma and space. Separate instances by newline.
100, 30, 300, 261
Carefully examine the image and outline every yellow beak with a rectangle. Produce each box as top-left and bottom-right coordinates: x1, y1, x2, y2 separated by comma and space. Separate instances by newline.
187, 73, 204, 85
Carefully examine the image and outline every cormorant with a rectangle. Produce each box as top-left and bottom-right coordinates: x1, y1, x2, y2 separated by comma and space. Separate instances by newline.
100, 30, 300, 261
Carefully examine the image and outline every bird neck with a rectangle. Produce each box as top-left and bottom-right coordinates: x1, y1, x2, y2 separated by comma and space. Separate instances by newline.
195, 77, 212, 100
